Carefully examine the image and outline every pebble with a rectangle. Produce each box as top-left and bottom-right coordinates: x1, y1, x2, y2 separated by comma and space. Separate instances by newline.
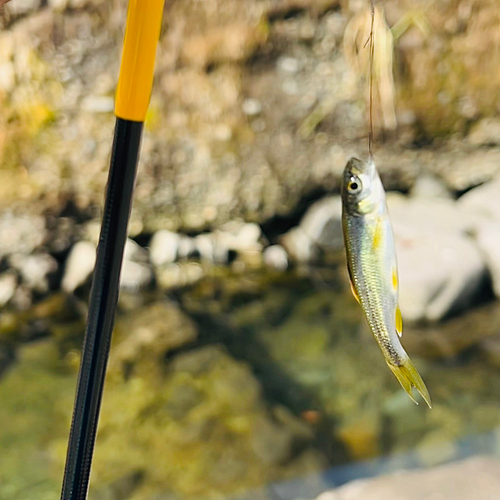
156, 263, 204, 291
263, 245, 288, 271
0, 272, 17, 307
61, 241, 96, 293
81, 95, 115, 113
0, 213, 46, 259
280, 227, 317, 262
9, 253, 57, 294
149, 230, 180, 266
468, 118, 500, 146
120, 260, 153, 292
242, 98, 262, 116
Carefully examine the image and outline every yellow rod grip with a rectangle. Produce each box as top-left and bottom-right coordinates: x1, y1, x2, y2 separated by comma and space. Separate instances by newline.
115, 0, 165, 122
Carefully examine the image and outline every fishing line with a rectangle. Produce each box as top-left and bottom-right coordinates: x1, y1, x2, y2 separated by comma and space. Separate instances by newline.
368, 0, 375, 159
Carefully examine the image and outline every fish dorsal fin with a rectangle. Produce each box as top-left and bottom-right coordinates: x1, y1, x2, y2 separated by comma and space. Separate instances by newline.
347, 263, 361, 304
395, 305, 403, 337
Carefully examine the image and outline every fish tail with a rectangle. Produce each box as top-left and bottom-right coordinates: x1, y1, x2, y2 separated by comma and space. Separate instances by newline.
387, 357, 432, 409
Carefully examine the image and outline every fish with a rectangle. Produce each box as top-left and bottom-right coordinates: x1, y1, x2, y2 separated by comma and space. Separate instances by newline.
341, 157, 431, 408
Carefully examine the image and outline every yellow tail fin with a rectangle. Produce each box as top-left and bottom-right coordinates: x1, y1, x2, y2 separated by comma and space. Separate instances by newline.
387, 358, 432, 409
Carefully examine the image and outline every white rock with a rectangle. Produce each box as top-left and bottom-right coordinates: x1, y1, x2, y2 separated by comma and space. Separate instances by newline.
388, 196, 487, 322
9, 253, 57, 293
0, 272, 17, 307
149, 230, 179, 266
242, 98, 262, 116
0, 63, 15, 93
263, 245, 288, 271
81, 95, 114, 113
156, 263, 204, 290
468, 117, 500, 146
457, 177, 500, 224
62, 241, 96, 293
124, 238, 147, 262
194, 233, 215, 262
475, 221, 500, 298
300, 196, 343, 251
120, 260, 152, 292
0, 213, 46, 258
213, 222, 262, 262
177, 236, 196, 259
410, 174, 451, 199
317, 456, 500, 500
280, 227, 317, 262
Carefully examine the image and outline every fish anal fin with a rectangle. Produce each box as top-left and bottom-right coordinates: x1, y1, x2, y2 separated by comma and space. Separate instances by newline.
395, 306, 403, 337
386, 358, 432, 409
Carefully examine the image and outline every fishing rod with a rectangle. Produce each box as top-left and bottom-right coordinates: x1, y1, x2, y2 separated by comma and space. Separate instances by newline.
60, 1, 165, 499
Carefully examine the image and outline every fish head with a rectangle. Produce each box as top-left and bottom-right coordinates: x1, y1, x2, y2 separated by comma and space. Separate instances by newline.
341, 157, 383, 215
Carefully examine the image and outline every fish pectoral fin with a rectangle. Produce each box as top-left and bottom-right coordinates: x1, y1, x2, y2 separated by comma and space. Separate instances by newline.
347, 264, 360, 304
395, 306, 403, 337
386, 358, 432, 409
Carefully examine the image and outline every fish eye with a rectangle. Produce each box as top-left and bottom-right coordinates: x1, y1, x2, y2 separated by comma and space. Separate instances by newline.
347, 176, 362, 194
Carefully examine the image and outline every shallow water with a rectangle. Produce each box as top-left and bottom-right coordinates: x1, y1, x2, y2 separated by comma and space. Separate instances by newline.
2, 266, 500, 500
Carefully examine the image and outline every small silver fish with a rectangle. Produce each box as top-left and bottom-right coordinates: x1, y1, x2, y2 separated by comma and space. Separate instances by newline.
341, 157, 431, 408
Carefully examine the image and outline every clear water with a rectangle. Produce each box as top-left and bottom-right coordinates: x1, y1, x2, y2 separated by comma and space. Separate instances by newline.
2, 265, 500, 500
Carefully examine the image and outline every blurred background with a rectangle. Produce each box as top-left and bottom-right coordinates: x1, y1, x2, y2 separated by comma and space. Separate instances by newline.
2, 0, 500, 499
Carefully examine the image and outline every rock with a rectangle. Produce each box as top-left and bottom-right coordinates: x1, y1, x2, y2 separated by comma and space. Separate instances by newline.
0, 272, 17, 307
468, 118, 500, 146
61, 241, 96, 293
316, 457, 500, 500
405, 301, 500, 359
263, 245, 288, 271
120, 260, 152, 292
280, 227, 317, 263
474, 222, 500, 298
194, 233, 215, 262
9, 253, 57, 293
388, 196, 487, 322
177, 236, 196, 260
150, 230, 180, 266
410, 174, 451, 199
281, 196, 343, 263
415, 431, 457, 467
81, 95, 114, 113
5, 0, 42, 16
0, 214, 46, 259
0, 62, 15, 93
301, 196, 343, 252
123, 238, 148, 263
156, 262, 204, 291
110, 301, 197, 375
216, 222, 262, 253
458, 177, 500, 225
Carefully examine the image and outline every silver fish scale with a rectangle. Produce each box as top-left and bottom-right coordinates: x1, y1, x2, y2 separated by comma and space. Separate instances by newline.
345, 215, 404, 367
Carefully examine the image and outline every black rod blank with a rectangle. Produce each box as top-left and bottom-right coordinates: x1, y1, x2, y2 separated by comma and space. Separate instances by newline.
60, 118, 143, 500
